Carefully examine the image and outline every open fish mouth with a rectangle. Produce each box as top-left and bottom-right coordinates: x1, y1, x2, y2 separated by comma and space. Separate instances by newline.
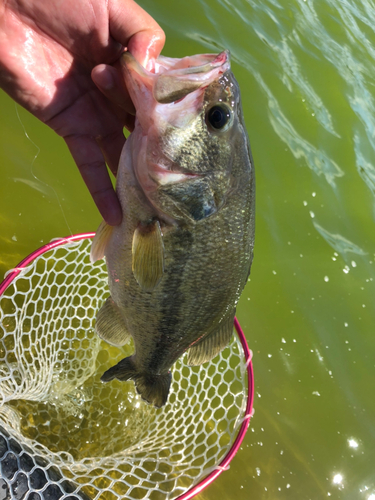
121, 50, 231, 107
121, 50, 230, 121
151, 51, 231, 104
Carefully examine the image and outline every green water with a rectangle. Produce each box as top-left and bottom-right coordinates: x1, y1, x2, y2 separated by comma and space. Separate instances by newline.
1, 0, 374, 499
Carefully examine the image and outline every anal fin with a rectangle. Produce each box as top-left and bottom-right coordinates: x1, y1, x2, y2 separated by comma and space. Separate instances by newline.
101, 355, 137, 382
95, 297, 131, 346
187, 311, 235, 366
132, 220, 164, 291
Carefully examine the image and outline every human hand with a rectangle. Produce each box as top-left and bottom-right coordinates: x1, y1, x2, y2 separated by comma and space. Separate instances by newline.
0, 0, 165, 225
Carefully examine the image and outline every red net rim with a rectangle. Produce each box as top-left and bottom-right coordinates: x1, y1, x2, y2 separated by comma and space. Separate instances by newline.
0, 233, 254, 499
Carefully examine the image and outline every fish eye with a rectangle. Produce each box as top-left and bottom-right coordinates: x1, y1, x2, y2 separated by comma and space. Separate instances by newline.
206, 104, 232, 131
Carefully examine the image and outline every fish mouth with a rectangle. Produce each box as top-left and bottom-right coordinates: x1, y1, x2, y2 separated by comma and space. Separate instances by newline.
152, 51, 231, 104
148, 162, 202, 186
120, 50, 231, 107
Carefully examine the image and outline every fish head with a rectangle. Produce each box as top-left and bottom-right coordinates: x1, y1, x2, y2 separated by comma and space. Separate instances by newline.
121, 50, 250, 222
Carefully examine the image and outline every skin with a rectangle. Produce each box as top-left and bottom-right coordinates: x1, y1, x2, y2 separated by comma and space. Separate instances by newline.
0, 0, 165, 225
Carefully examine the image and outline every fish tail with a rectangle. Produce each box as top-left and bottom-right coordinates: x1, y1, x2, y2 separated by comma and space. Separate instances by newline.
135, 371, 172, 408
101, 357, 172, 408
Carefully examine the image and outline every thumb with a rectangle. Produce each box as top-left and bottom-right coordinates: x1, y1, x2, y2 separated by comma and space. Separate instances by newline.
108, 0, 165, 67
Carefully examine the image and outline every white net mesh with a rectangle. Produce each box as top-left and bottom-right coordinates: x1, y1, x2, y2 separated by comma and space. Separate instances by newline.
0, 236, 249, 500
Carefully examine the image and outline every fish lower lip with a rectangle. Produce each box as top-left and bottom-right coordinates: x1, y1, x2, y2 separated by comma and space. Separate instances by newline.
150, 164, 201, 185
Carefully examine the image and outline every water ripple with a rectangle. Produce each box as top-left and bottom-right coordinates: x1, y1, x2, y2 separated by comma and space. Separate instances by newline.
256, 72, 344, 185
313, 221, 368, 257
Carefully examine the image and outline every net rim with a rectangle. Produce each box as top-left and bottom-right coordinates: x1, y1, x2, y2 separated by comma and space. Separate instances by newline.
0, 233, 254, 499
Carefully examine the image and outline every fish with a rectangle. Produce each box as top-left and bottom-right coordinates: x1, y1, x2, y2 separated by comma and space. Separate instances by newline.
90, 50, 255, 408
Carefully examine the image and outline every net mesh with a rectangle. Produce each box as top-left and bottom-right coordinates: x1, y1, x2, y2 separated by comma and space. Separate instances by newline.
0, 236, 249, 500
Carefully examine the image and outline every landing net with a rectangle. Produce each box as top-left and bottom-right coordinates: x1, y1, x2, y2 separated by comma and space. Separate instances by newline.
0, 234, 253, 500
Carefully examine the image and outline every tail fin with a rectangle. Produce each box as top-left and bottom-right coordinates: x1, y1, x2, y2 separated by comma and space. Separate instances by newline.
101, 356, 172, 408
135, 371, 172, 408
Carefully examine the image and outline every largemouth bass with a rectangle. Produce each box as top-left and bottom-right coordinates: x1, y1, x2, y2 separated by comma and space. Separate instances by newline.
90, 50, 255, 408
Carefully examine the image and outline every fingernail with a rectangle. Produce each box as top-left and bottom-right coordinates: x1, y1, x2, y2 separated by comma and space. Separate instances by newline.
93, 66, 114, 90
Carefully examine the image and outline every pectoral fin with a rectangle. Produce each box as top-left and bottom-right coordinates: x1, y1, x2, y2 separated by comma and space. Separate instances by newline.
90, 220, 114, 263
95, 297, 131, 346
187, 312, 235, 366
132, 220, 164, 291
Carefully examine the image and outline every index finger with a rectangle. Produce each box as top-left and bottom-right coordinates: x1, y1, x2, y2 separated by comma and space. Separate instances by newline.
64, 133, 123, 226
